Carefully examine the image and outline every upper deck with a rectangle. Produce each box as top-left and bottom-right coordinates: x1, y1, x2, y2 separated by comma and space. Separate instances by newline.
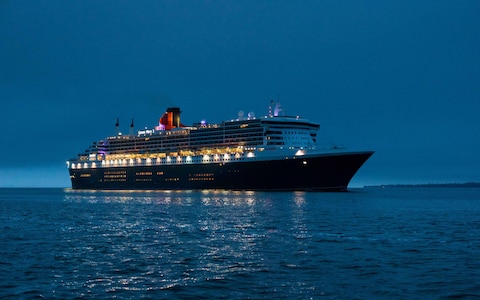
71, 104, 321, 163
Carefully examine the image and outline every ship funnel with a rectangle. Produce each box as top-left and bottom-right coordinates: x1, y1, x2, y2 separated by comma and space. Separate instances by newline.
168, 107, 181, 128
160, 107, 182, 130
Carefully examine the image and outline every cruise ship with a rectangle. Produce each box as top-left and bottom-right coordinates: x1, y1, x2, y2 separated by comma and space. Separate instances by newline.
67, 103, 373, 191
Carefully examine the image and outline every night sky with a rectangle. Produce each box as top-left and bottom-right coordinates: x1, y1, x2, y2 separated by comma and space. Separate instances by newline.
1, 1, 479, 187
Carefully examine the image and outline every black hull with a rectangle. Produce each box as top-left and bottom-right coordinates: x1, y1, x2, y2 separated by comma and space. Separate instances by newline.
69, 151, 373, 191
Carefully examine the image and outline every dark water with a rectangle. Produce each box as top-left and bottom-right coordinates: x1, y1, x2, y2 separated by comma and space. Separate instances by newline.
1, 187, 479, 299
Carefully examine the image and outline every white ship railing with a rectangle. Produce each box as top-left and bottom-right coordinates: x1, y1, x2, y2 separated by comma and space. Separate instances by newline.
67, 146, 320, 170
69, 153, 253, 170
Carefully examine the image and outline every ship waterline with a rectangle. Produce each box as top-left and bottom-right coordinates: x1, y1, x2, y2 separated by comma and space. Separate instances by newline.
67, 105, 373, 191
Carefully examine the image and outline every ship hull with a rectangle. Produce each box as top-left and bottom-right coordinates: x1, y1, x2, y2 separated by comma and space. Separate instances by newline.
69, 151, 373, 191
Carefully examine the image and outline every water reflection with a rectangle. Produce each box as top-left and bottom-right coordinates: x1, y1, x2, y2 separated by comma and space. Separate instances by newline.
293, 191, 306, 207
63, 189, 197, 205
57, 188, 317, 297
5, 188, 479, 298
200, 190, 256, 206
63, 189, 307, 207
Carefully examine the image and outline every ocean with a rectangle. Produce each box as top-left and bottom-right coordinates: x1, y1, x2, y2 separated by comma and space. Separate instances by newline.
1, 187, 479, 299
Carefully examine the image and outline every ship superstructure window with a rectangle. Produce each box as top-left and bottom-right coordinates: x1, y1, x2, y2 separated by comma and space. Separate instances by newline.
262, 119, 319, 149
223, 119, 264, 147
189, 119, 264, 149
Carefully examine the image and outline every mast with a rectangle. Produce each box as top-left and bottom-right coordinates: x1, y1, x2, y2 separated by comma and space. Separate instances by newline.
115, 118, 120, 135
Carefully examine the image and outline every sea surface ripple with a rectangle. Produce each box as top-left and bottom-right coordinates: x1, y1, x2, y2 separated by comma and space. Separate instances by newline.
1, 187, 480, 299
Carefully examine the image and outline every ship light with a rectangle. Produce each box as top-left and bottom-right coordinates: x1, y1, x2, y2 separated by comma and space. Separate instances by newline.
203, 154, 209, 161
66, 161, 70, 168
177, 156, 182, 162
247, 152, 255, 158
92, 162, 97, 168
167, 156, 171, 163
146, 158, 152, 165
295, 150, 305, 156
214, 154, 220, 161
129, 158, 134, 165
186, 156, 192, 162
223, 154, 230, 160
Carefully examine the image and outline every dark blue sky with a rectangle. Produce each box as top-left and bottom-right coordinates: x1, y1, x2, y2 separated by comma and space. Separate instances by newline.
1, 0, 479, 187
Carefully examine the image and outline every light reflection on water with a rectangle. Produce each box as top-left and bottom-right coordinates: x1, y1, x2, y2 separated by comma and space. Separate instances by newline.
2, 188, 480, 298
63, 189, 306, 207
58, 189, 310, 297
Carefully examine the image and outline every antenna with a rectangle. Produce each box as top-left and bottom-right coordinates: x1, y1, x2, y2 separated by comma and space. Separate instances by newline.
129, 119, 134, 136
269, 100, 274, 117
115, 118, 120, 135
